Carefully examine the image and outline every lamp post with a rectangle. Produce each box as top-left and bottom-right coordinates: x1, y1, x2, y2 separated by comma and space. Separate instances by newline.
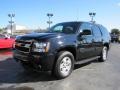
8, 13, 15, 35
47, 13, 53, 29
89, 12, 96, 23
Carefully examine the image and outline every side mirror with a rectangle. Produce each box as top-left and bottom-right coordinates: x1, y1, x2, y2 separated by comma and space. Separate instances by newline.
78, 29, 92, 39
4, 35, 10, 39
5, 37, 8, 39
77, 31, 84, 41
81, 29, 91, 36
78, 30, 83, 37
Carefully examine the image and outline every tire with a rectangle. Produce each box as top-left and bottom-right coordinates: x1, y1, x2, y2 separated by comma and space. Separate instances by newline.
52, 51, 74, 79
98, 46, 108, 62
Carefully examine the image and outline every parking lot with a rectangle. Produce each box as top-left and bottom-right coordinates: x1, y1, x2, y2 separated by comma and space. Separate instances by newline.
0, 43, 120, 90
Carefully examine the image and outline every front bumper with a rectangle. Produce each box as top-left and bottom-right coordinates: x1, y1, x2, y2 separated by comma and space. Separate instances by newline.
13, 50, 55, 71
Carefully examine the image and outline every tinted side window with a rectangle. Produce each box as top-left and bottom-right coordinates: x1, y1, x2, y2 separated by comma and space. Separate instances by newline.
99, 25, 109, 37
80, 23, 93, 36
50, 22, 80, 34
53, 25, 63, 33
92, 25, 101, 37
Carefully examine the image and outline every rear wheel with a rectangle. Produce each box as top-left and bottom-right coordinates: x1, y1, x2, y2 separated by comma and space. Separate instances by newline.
52, 51, 74, 79
98, 46, 108, 62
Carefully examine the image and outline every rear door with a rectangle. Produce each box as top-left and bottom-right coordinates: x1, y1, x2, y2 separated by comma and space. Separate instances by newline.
77, 23, 95, 60
92, 25, 103, 56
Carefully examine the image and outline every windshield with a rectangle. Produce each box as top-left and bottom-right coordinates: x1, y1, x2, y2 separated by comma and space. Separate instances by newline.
48, 22, 80, 34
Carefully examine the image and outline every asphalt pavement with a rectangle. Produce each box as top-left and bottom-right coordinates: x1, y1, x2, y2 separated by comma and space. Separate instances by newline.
0, 43, 120, 90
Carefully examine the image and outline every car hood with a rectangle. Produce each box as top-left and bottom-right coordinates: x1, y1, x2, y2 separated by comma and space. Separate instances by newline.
16, 33, 62, 41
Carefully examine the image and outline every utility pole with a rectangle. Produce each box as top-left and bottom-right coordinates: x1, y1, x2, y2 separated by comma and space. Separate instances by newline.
47, 13, 53, 29
8, 13, 15, 35
89, 12, 96, 23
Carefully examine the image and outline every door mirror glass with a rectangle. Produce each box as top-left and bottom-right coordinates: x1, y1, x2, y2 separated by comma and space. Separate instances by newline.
81, 29, 92, 35
4, 37, 8, 39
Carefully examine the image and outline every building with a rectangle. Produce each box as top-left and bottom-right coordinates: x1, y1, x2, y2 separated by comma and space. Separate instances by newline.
6, 24, 29, 35
5, 24, 47, 35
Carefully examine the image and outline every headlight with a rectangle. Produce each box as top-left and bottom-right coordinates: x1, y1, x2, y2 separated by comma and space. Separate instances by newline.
33, 42, 50, 52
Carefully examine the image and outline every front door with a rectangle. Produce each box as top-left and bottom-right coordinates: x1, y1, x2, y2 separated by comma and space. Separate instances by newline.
77, 23, 95, 60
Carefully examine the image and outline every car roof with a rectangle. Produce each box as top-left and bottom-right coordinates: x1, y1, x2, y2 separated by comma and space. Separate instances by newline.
56, 21, 99, 26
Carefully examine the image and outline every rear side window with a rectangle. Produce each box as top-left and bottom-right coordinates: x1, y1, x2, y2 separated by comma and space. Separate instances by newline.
99, 25, 110, 37
92, 25, 102, 37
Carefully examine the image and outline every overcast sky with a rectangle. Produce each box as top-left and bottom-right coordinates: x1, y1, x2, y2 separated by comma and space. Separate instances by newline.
0, 0, 120, 31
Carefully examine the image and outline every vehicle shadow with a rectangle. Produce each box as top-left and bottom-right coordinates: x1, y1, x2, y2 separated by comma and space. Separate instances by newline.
0, 86, 34, 90
0, 57, 57, 84
0, 57, 99, 84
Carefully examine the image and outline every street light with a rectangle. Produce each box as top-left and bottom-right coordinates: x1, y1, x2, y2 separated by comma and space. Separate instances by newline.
89, 12, 96, 23
47, 13, 53, 29
8, 13, 15, 35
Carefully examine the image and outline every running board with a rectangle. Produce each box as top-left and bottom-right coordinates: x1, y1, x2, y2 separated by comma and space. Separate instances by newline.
75, 56, 100, 64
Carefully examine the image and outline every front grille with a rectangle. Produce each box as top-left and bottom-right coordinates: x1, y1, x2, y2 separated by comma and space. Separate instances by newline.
15, 40, 32, 53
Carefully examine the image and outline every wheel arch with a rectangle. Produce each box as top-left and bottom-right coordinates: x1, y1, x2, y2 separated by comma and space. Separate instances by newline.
56, 46, 76, 60
103, 43, 110, 50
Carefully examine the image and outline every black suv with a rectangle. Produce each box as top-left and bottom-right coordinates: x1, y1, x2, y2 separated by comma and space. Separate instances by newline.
13, 22, 111, 79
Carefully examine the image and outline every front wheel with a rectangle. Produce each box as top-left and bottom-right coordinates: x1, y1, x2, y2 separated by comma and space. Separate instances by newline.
98, 46, 108, 62
52, 51, 74, 79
